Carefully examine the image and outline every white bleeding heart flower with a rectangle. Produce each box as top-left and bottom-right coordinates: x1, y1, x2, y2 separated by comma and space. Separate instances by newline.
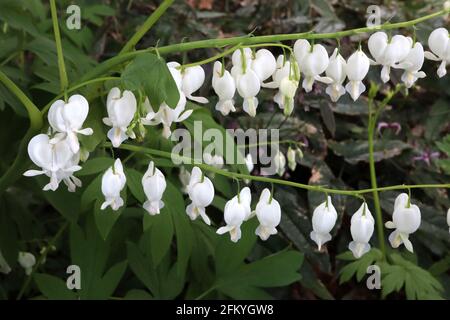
236, 69, 261, 117
103, 87, 137, 148
166, 61, 183, 90
400, 42, 426, 88
216, 187, 251, 242
310, 196, 338, 250
203, 153, 224, 169
181, 66, 209, 104
263, 55, 291, 89
100, 158, 126, 211
48, 94, 93, 153
251, 49, 277, 84
141, 93, 192, 139
24, 133, 82, 192
0, 250, 11, 275
255, 188, 281, 241
294, 39, 332, 92
231, 47, 253, 76
349, 203, 375, 258
287, 146, 296, 171
179, 166, 191, 194
325, 48, 347, 102
245, 153, 254, 173
447, 208, 450, 233
368, 32, 412, 83
274, 149, 286, 177
186, 167, 215, 225
424, 28, 450, 77
385, 193, 421, 253
345, 49, 370, 101
142, 161, 166, 215
212, 61, 236, 116
274, 77, 299, 116
18, 252, 36, 276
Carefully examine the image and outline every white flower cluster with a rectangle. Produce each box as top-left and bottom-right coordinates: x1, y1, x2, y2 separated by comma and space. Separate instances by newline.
183, 167, 281, 242
0, 251, 36, 276
24, 94, 92, 192
209, 28, 449, 117
310, 193, 423, 258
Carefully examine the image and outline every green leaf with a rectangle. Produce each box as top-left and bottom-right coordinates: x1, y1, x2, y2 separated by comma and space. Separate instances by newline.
149, 206, 174, 267
125, 168, 145, 203
215, 219, 258, 276
36, 176, 80, 223
77, 157, 113, 176
338, 249, 382, 284
329, 139, 410, 164
94, 192, 126, 241
121, 53, 180, 108
34, 274, 78, 300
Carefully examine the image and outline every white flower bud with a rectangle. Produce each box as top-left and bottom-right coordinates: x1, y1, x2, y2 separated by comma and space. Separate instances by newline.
349, 203, 375, 258
287, 146, 296, 171
217, 187, 252, 242
18, 252, 36, 276
310, 196, 338, 250
142, 161, 166, 215
325, 48, 347, 102
255, 188, 281, 241
101, 158, 126, 211
186, 167, 215, 225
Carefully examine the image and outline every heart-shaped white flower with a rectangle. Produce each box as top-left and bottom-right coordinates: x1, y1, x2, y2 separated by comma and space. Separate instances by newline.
48, 94, 93, 153
103, 87, 137, 147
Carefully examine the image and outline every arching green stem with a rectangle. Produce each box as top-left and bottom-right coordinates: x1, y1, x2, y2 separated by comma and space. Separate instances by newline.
49, 0, 69, 92
104, 142, 450, 197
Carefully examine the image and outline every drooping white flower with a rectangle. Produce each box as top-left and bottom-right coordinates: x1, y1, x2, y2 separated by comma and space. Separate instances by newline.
24, 134, 82, 192
231, 48, 253, 80
100, 158, 126, 211
447, 208, 450, 233
48, 94, 93, 153
287, 146, 296, 171
142, 161, 166, 215
236, 69, 261, 117
294, 39, 332, 92
349, 203, 375, 258
368, 32, 412, 83
310, 196, 338, 250
181, 66, 209, 104
424, 28, 450, 78
186, 167, 215, 225
141, 94, 192, 139
325, 48, 347, 102
216, 187, 252, 242
245, 153, 254, 173
18, 252, 36, 276
179, 166, 191, 194
263, 55, 291, 89
203, 153, 224, 169
275, 77, 299, 116
251, 49, 277, 85
103, 87, 137, 148
0, 250, 11, 275
345, 49, 370, 101
400, 42, 426, 88
255, 188, 281, 241
274, 149, 286, 176
212, 61, 236, 116
166, 61, 183, 90
385, 193, 421, 253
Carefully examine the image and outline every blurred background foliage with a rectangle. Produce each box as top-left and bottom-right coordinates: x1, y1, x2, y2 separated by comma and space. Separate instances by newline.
0, 0, 449, 300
